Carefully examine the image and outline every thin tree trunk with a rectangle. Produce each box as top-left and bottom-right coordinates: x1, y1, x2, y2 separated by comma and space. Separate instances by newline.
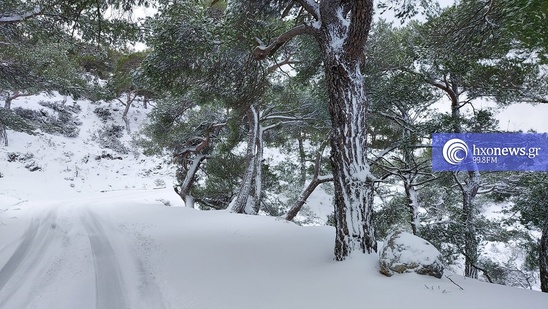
228, 105, 259, 214
286, 142, 332, 221
252, 125, 264, 214
442, 81, 481, 279
286, 176, 332, 221
122, 94, 135, 134
403, 177, 420, 235
2, 94, 16, 146
176, 154, 207, 208
540, 222, 548, 292
298, 132, 307, 187
462, 170, 480, 279
0, 125, 7, 147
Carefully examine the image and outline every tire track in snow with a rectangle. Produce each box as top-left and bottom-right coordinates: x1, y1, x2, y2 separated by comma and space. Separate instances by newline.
83, 209, 167, 309
83, 209, 129, 309
0, 210, 57, 306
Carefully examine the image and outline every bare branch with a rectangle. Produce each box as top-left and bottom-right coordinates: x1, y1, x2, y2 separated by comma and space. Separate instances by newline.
267, 54, 300, 74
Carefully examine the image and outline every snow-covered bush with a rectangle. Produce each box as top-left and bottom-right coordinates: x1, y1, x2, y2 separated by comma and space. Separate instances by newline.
93, 124, 128, 154
13, 100, 81, 137
93, 107, 113, 123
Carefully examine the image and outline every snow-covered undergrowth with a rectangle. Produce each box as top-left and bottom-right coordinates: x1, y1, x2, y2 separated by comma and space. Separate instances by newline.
0, 93, 174, 205
1, 94, 547, 308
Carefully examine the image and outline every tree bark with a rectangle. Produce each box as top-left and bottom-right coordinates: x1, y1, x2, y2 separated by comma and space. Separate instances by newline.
540, 222, 548, 292
442, 80, 481, 279
0, 125, 7, 147
318, 0, 377, 260
175, 154, 207, 208
228, 105, 259, 214
2, 92, 25, 146
121, 94, 136, 134
286, 176, 333, 221
462, 170, 480, 279
298, 132, 307, 188
403, 178, 420, 235
252, 124, 265, 214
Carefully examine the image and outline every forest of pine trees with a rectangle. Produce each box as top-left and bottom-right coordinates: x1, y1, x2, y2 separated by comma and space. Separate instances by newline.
2, 0, 548, 291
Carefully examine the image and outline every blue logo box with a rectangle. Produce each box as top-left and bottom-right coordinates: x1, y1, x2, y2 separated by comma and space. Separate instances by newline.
432, 133, 548, 171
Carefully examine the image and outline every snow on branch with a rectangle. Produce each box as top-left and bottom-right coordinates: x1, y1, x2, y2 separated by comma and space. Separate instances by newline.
293, 0, 320, 20
0, 6, 42, 24
253, 24, 316, 61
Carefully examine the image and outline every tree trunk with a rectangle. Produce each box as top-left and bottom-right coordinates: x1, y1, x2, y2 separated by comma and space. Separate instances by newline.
122, 94, 134, 134
286, 176, 332, 221
228, 105, 259, 214
540, 222, 548, 292
462, 170, 480, 279
298, 132, 307, 187
403, 177, 420, 235
322, 54, 376, 259
252, 125, 264, 214
252, 0, 376, 259
317, 1, 376, 260
2, 95, 15, 146
286, 141, 332, 221
176, 154, 207, 208
0, 125, 7, 147
443, 82, 481, 279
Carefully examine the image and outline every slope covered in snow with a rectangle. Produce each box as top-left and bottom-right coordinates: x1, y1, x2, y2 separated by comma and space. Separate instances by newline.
1, 191, 547, 309
1, 94, 548, 308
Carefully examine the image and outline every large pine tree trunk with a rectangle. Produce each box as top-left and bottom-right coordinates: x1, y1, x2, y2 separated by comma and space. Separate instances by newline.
323, 56, 377, 259
318, 1, 376, 260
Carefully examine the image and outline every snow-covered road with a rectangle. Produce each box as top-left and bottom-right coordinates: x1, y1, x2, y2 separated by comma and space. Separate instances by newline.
1, 189, 548, 309
0, 200, 166, 309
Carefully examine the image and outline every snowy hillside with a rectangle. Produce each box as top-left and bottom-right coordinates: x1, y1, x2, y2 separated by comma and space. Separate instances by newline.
1, 95, 548, 308
0, 94, 175, 205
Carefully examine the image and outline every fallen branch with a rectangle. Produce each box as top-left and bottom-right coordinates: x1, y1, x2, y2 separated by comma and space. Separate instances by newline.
445, 275, 464, 290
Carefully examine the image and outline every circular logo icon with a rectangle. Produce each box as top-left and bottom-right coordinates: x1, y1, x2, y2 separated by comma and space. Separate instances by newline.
442, 138, 469, 165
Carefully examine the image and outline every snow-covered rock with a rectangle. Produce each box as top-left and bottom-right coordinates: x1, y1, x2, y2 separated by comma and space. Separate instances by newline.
379, 231, 444, 278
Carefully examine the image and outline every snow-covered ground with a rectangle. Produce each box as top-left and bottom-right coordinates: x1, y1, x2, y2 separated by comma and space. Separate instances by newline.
1, 95, 548, 308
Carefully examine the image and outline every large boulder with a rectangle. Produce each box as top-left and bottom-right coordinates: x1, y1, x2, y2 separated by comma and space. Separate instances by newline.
379, 231, 444, 278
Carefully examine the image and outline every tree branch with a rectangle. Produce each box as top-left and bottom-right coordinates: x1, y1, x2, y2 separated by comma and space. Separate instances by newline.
293, 0, 320, 20
253, 24, 315, 60
344, 0, 374, 61
0, 6, 43, 24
